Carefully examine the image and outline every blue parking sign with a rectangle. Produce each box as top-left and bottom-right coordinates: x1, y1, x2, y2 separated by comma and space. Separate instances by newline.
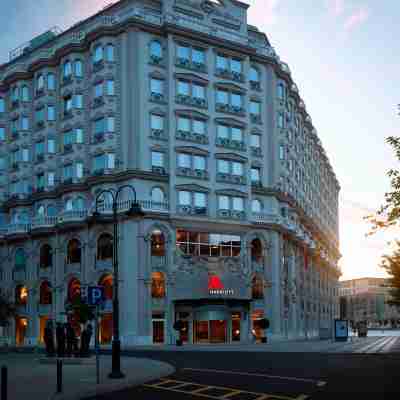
88, 286, 104, 306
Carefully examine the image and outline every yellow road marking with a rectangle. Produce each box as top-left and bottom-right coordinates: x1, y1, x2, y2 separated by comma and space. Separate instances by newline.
143, 378, 309, 400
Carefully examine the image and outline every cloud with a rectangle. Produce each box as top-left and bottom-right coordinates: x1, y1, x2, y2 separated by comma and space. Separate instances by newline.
344, 6, 370, 32
327, 0, 345, 17
247, 0, 280, 26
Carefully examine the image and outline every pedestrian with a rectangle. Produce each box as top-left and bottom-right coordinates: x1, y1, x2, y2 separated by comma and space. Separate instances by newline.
44, 320, 55, 357
56, 322, 66, 358
85, 323, 93, 356
65, 322, 76, 357
80, 325, 87, 357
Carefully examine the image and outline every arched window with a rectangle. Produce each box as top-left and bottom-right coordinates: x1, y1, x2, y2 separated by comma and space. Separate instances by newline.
74, 197, 85, 210
67, 239, 81, 264
99, 274, 113, 300
40, 244, 52, 268
251, 238, 263, 262
250, 67, 259, 83
150, 41, 162, 60
93, 45, 103, 63
15, 285, 28, 305
63, 61, 72, 78
67, 278, 81, 303
251, 199, 262, 213
74, 60, 83, 77
21, 86, 29, 102
152, 272, 165, 298
106, 44, 114, 62
97, 233, 113, 260
47, 73, 56, 90
39, 281, 52, 304
252, 274, 264, 299
151, 230, 165, 256
277, 83, 285, 100
15, 248, 26, 269
37, 205, 45, 216
151, 187, 165, 204
37, 75, 44, 91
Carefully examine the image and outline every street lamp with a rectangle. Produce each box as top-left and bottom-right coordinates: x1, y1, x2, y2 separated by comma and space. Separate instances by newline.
93, 185, 144, 379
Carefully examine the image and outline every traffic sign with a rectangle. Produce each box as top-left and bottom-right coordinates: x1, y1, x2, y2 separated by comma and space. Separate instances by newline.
87, 286, 105, 306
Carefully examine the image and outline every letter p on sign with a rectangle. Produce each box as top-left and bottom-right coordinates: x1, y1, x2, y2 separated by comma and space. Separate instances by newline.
88, 286, 104, 306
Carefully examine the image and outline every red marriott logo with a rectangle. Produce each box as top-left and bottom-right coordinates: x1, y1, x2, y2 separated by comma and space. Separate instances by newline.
208, 275, 224, 290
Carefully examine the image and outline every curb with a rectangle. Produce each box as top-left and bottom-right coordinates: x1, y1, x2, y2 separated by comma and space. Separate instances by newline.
49, 361, 175, 400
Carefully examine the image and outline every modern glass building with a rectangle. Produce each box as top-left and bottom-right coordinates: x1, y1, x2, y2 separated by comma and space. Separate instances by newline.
0, 0, 341, 346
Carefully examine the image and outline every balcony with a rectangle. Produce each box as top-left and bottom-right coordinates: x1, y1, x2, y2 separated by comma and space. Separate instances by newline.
215, 68, 244, 83
177, 205, 207, 216
152, 166, 166, 175
12, 269, 26, 281
149, 54, 163, 65
216, 173, 246, 185
215, 137, 246, 151
150, 92, 165, 103
176, 167, 208, 180
7, 223, 30, 236
176, 130, 209, 144
216, 103, 245, 116
175, 94, 207, 109
250, 81, 261, 91
251, 213, 281, 225
92, 97, 105, 109
31, 216, 57, 230
150, 128, 165, 140
251, 147, 262, 157
95, 258, 112, 271
175, 57, 207, 73
250, 114, 262, 124
58, 209, 88, 224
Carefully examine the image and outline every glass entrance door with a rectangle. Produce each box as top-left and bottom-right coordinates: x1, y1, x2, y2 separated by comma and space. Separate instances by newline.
194, 321, 209, 343
210, 320, 227, 343
194, 320, 227, 343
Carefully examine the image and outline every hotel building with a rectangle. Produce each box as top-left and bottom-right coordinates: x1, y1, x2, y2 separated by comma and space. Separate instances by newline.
0, 0, 341, 346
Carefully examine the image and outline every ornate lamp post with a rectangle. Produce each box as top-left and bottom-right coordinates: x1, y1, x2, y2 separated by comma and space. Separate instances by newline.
92, 185, 144, 379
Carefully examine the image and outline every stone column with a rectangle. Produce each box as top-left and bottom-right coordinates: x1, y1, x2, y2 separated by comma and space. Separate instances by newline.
270, 232, 282, 337
27, 286, 38, 345
288, 252, 297, 339
166, 278, 175, 345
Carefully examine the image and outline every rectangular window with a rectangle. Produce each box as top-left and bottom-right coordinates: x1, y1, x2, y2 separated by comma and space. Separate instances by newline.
22, 148, 29, 162
177, 80, 190, 96
232, 162, 243, 176
0, 98, 4, 113
231, 59, 242, 73
107, 153, 115, 169
63, 130, 73, 145
251, 168, 261, 182
178, 117, 190, 132
48, 139, 56, 153
231, 127, 243, 142
193, 119, 205, 135
94, 118, 104, 134
94, 154, 105, 171
218, 160, 230, 174
192, 48, 205, 64
106, 117, 115, 132
178, 153, 191, 168
251, 134, 261, 148
151, 151, 164, 167
194, 192, 206, 207
47, 105, 56, 121
233, 197, 244, 211
94, 82, 103, 98
47, 74, 56, 90
151, 114, 164, 130
177, 45, 190, 60
35, 141, 45, 155
63, 164, 73, 179
0, 127, 4, 141
218, 195, 229, 210
217, 55, 228, 70
250, 101, 261, 115
278, 112, 284, 128
75, 128, 84, 143
192, 84, 205, 99
48, 172, 55, 187
106, 80, 114, 96
76, 162, 83, 179
178, 191, 191, 205
231, 93, 242, 108
21, 117, 29, 130
37, 173, 45, 189
217, 124, 229, 139
217, 90, 228, 104
74, 61, 83, 77
194, 155, 205, 170
151, 78, 163, 94
74, 94, 83, 109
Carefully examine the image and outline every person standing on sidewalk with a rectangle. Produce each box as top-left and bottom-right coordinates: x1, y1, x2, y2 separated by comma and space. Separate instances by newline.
56, 322, 66, 357
44, 320, 55, 357
65, 322, 76, 357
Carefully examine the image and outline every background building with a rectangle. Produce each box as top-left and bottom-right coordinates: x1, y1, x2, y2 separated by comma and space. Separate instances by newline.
0, 0, 340, 346
339, 278, 400, 326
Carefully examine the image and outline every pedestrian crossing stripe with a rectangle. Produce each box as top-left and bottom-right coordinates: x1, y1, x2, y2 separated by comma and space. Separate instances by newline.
143, 378, 310, 400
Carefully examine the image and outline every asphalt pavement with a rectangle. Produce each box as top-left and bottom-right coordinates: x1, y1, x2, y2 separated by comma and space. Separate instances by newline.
86, 338, 400, 400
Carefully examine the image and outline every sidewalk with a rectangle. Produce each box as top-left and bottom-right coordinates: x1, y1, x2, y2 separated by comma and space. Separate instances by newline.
0, 353, 175, 400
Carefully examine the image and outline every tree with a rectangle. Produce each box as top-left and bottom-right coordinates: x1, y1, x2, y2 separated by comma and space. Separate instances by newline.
380, 241, 400, 307
0, 289, 16, 327
66, 296, 94, 325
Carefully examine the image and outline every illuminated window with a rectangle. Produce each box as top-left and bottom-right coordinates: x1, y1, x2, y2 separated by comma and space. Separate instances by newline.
151, 230, 165, 256
67, 239, 81, 264
15, 285, 28, 305
152, 272, 166, 298
252, 274, 264, 299
251, 238, 263, 262
99, 274, 113, 300
67, 278, 81, 303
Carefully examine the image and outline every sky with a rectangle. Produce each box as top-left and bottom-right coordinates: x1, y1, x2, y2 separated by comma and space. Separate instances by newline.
0, 0, 398, 280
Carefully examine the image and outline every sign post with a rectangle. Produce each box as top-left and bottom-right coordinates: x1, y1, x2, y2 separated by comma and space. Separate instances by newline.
95, 305, 100, 384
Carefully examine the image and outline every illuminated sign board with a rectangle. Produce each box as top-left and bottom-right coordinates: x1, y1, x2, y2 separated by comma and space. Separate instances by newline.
208, 274, 234, 295
209, 289, 234, 295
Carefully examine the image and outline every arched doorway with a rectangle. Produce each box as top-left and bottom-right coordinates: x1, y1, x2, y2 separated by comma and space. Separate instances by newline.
67, 278, 81, 336
99, 274, 113, 344
251, 238, 263, 263
15, 316, 28, 346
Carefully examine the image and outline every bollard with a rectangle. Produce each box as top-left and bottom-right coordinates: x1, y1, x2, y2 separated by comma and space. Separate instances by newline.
1, 366, 7, 400
57, 359, 63, 393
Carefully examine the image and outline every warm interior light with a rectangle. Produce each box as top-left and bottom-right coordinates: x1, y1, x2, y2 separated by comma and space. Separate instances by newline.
22, 319, 28, 327
235, 330, 240, 335
20, 287, 28, 300
252, 329, 256, 334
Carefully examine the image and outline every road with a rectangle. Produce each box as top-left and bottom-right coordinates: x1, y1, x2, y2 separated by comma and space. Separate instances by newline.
86, 335, 400, 400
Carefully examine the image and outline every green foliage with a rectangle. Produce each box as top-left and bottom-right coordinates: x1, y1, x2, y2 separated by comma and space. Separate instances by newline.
0, 289, 16, 327
380, 240, 400, 307
66, 297, 94, 325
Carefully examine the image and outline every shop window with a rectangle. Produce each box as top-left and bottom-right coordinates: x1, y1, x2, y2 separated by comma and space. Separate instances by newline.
67, 239, 81, 264
40, 244, 52, 268
152, 272, 166, 298
39, 281, 52, 305
15, 285, 28, 305
252, 275, 264, 299
67, 278, 81, 303
99, 274, 113, 300
151, 230, 165, 256
251, 238, 263, 262
97, 233, 113, 260
15, 248, 26, 269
